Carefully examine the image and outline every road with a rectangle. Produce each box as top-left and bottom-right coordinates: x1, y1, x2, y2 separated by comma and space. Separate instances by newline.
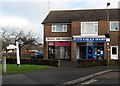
80, 71, 120, 85
2, 66, 118, 85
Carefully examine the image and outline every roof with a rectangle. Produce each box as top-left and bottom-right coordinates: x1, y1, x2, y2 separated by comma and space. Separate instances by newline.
42, 9, 120, 24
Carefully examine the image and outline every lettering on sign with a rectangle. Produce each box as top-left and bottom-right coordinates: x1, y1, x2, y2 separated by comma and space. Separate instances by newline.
46, 37, 72, 41
74, 38, 106, 42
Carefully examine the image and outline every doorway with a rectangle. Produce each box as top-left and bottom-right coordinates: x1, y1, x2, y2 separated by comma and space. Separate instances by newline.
111, 46, 118, 59
86, 46, 94, 59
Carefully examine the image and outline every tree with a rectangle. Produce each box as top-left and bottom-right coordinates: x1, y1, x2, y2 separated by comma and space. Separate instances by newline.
1, 28, 39, 58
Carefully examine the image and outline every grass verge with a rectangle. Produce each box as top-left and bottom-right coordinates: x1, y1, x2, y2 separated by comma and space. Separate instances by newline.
6, 64, 51, 74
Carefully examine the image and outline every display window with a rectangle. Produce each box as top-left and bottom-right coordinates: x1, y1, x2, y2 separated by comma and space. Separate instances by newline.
79, 43, 104, 59
48, 42, 71, 60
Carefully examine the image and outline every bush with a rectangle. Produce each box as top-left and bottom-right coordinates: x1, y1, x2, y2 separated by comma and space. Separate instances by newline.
6, 58, 59, 67
77, 59, 120, 67
110, 60, 120, 66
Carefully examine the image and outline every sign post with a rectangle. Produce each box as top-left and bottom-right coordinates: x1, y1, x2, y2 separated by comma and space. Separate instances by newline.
7, 42, 20, 67
16, 41, 20, 67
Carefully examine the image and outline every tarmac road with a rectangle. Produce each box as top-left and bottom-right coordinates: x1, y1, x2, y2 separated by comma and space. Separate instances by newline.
2, 66, 119, 85
80, 71, 120, 86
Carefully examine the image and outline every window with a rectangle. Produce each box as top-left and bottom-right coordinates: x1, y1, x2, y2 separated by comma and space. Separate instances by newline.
81, 22, 98, 35
52, 24, 67, 32
110, 21, 119, 31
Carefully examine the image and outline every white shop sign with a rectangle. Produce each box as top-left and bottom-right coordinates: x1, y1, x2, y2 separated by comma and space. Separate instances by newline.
46, 37, 72, 41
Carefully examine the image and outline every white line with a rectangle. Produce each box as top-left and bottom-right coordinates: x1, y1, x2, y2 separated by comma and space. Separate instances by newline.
61, 70, 112, 85
82, 79, 97, 85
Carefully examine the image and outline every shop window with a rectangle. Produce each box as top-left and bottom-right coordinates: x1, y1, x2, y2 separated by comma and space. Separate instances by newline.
110, 21, 119, 31
52, 24, 67, 32
81, 22, 98, 35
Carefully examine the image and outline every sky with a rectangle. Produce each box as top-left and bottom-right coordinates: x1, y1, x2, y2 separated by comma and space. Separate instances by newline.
0, 0, 119, 43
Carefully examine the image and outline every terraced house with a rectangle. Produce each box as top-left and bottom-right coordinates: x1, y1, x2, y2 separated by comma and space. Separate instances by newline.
42, 8, 120, 61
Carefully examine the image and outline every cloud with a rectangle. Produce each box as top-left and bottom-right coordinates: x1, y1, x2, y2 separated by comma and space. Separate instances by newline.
1, 0, 119, 44
65, 0, 119, 10
0, 15, 38, 33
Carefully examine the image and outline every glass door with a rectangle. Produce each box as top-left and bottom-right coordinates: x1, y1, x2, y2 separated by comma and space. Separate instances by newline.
48, 46, 55, 59
55, 47, 70, 59
86, 46, 94, 59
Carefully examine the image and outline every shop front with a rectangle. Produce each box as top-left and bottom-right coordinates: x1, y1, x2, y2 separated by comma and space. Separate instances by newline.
73, 36, 106, 60
46, 37, 71, 60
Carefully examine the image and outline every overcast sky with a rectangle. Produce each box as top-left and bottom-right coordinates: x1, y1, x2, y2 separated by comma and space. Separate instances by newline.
0, 0, 119, 43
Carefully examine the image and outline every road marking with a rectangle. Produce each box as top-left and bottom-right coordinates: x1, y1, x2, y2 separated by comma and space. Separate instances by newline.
60, 70, 112, 85
81, 79, 97, 85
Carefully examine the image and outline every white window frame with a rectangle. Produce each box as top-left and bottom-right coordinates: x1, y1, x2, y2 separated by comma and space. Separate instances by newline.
52, 25, 56, 32
110, 21, 119, 31
81, 22, 98, 36
51, 24, 67, 32
111, 46, 118, 59
63, 25, 67, 32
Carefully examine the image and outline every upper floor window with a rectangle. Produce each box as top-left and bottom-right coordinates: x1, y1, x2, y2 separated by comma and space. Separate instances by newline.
110, 21, 119, 31
52, 24, 67, 32
81, 22, 98, 35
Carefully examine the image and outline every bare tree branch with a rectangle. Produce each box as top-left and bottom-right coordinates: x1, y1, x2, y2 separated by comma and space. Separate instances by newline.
0, 28, 40, 57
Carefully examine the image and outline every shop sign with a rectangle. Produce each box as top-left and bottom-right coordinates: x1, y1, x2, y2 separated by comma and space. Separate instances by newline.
46, 37, 72, 41
74, 38, 106, 42
48, 42, 70, 46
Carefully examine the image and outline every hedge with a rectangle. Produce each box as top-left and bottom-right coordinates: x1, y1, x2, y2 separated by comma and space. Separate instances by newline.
109, 60, 120, 66
77, 59, 120, 67
6, 58, 59, 67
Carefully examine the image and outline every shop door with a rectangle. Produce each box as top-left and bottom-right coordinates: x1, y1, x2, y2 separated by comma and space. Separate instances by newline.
48, 47, 55, 59
111, 46, 118, 59
86, 46, 94, 59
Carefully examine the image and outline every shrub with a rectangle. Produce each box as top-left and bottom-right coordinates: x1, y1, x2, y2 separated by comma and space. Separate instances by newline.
6, 58, 59, 67
110, 60, 120, 66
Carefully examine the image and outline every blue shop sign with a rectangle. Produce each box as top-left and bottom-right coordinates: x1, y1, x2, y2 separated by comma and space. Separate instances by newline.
74, 38, 106, 42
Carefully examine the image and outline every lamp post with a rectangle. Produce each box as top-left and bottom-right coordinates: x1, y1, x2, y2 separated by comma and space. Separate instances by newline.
106, 2, 110, 21
106, 2, 110, 66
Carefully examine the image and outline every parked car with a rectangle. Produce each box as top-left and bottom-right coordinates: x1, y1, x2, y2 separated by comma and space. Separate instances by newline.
31, 52, 44, 59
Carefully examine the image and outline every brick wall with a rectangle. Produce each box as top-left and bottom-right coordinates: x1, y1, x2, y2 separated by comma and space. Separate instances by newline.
43, 41, 48, 60
71, 21, 80, 35
44, 23, 71, 37
71, 42, 76, 61
98, 20, 109, 35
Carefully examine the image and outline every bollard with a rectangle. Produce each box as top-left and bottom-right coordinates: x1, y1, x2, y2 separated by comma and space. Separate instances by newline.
2, 57, 6, 74
58, 60, 60, 67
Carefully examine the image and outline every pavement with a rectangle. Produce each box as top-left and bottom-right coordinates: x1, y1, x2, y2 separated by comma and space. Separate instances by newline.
1, 60, 120, 86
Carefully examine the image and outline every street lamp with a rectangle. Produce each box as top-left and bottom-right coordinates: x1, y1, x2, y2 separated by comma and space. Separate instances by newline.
106, 2, 110, 66
106, 2, 110, 21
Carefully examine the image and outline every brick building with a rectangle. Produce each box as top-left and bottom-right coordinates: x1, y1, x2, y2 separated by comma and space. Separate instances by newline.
42, 9, 120, 61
